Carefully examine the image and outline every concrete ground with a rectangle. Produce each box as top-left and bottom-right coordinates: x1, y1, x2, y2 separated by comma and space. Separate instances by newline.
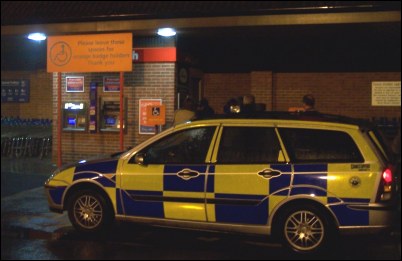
1, 156, 72, 240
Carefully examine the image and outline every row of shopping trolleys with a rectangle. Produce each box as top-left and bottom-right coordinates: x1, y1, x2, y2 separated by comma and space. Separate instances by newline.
1, 117, 52, 159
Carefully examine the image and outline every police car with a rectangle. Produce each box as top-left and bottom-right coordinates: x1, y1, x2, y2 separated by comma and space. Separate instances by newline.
44, 112, 398, 254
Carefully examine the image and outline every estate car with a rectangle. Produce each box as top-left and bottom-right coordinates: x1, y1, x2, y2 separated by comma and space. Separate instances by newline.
44, 112, 398, 253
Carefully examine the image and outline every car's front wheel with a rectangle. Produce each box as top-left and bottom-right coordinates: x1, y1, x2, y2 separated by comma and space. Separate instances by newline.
67, 189, 113, 233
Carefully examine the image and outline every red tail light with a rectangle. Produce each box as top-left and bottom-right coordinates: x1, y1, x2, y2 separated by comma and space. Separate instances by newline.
382, 168, 393, 184
377, 167, 393, 201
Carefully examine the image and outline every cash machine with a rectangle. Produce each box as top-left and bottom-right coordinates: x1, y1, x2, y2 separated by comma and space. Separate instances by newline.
99, 97, 127, 132
62, 102, 87, 131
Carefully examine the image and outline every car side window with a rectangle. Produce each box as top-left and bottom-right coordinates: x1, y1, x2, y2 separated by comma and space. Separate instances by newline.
279, 128, 364, 163
217, 127, 281, 164
134, 127, 216, 164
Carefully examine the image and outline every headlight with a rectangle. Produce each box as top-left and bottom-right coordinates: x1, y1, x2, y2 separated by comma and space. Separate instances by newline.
48, 168, 60, 180
45, 162, 76, 184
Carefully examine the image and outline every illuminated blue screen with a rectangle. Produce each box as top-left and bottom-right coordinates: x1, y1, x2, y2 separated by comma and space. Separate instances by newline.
68, 117, 76, 126
106, 117, 116, 125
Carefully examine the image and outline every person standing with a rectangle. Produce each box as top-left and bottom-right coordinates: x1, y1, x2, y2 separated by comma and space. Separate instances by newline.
288, 94, 317, 112
241, 94, 256, 114
223, 97, 242, 114
302, 94, 316, 112
195, 98, 215, 119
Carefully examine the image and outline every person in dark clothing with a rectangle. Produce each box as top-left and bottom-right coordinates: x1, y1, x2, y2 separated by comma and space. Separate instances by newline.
298, 94, 321, 121
241, 94, 256, 114
302, 94, 316, 112
223, 98, 241, 114
288, 94, 318, 113
196, 98, 215, 119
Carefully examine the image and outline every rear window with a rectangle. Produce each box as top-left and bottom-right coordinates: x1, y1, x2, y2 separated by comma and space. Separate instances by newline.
279, 128, 364, 163
368, 128, 393, 163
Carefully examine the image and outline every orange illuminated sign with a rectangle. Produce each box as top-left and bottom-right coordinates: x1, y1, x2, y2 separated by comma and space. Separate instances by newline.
139, 99, 164, 134
47, 33, 132, 72
133, 48, 176, 62
146, 105, 166, 125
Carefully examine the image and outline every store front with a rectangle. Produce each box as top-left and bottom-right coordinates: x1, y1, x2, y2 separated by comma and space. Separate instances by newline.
48, 35, 182, 163
1, 2, 400, 165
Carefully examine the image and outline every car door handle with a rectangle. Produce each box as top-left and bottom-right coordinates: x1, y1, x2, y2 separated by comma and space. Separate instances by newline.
258, 169, 281, 179
177, 168, 200, 180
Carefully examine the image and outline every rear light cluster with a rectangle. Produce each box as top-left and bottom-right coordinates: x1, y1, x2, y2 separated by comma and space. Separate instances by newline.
377, 167, 393, 201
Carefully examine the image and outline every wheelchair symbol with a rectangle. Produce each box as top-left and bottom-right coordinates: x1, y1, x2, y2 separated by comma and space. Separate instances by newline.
152, 107, 160, 116
50, 41, 72, 66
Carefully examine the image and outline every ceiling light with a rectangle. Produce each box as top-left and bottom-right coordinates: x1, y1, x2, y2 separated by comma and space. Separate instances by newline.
157, 28, 176, 37
27, 33, 47, 41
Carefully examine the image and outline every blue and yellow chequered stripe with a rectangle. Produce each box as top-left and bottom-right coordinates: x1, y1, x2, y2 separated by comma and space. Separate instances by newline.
48, 159, 118, 207
116, 163, 370, 226
292, 164, 370, 226
51, 159, 371, 227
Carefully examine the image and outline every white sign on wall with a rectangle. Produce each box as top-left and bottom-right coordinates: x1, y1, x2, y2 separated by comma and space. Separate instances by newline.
371, 81, 401, 106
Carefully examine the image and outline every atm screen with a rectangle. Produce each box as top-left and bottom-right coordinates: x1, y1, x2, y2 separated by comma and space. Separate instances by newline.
68, 117, 76, 126
105, 116, 116, 125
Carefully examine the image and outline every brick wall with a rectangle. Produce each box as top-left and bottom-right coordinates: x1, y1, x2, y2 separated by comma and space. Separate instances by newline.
203, 73, 250, 113
131, 63, 176, 145
1, 70, 52, 119
251, 71, 273, 110
274, 72, 401, 119
52, 63, 176, 163
203, 71, 401, 120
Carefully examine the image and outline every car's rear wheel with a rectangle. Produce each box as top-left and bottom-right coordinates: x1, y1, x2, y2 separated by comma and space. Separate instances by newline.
68, 189, 113, 233
279, 204, 333, 254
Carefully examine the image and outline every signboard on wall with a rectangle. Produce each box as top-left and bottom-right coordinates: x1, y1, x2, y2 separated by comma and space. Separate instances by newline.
66, 76, 84, 92
1, 80, 30, 102
47, 33, 132, 72
103, 77, 120, 92
132, 47, 176, 62
146, 105, 166, 125
372, 81, 401, 106
139, 99, 162, 134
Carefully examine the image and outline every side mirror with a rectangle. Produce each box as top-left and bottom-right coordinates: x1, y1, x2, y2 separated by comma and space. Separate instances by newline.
134, 153, 148, 165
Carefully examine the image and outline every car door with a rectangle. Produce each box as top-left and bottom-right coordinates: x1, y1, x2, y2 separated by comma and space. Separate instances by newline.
208, 124, 292, 225
119, 125, 218, 221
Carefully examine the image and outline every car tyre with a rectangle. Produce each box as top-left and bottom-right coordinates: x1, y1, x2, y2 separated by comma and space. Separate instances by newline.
279, 204, 333, 254
68, 189, 114, 234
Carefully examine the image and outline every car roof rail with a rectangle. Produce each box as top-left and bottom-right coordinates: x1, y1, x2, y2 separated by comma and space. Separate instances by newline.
193, 111, 374, 129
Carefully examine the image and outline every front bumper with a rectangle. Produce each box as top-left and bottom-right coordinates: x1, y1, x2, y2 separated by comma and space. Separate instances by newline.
44, 184, 66, 213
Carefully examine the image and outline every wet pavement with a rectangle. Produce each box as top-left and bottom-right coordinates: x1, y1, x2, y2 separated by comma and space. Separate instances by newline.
1, 157, 56, 197
1, 186, 72, 238
1, 157, 72, 241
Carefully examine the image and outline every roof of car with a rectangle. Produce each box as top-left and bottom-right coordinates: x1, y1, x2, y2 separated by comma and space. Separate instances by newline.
192, 111, 374, 129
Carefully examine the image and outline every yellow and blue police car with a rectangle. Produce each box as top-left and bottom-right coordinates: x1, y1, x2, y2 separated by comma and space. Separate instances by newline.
44, 112, 398, 254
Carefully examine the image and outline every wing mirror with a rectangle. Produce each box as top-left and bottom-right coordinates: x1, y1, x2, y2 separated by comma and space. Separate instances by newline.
134, 153, 148, 165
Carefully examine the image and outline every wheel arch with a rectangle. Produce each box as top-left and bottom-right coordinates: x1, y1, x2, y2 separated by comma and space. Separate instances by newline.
270, 197, 339, 239
63, 181, 115, 216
